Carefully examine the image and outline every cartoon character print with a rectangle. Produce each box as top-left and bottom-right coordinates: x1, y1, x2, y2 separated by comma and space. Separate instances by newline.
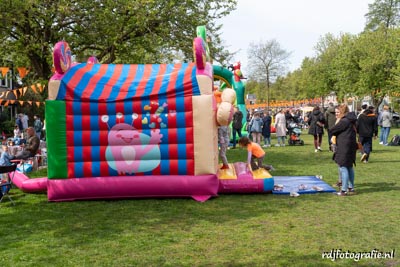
103, 113, 163, 174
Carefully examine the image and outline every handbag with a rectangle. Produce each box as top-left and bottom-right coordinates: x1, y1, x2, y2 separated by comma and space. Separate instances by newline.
352, 124, 363, 151
357, 142, 363, 151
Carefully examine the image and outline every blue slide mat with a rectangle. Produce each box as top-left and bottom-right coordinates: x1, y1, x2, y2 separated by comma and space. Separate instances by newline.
273, 176, 337, 195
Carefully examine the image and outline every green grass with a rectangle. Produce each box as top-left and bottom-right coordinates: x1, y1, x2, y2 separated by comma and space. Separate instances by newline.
1, 129, 400, 267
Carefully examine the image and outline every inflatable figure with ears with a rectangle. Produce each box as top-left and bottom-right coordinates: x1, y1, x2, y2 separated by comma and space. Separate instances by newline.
193, 27, 236, 127
215, 87, 236, 126
229, 61, 246, 82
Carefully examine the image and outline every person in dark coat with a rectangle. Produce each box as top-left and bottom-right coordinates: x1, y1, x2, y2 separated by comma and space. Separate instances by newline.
356, 106, 378, 163
307, 106, 325, 152
330, 104, 358, 196
324, 102, 336, 151
231, 107, 243, 149
262, 111, 272, 147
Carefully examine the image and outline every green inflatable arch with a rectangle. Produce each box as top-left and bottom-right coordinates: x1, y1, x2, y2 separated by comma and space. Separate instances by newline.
213, 65, 247, 125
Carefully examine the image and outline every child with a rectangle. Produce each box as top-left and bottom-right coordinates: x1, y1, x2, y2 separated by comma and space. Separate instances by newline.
13, 124, 21, 145
218, 125, 230, 169
0, 145, 14, 166
249, 112, 263, 144
0, 145, 15, 181
238, 136, 273, 171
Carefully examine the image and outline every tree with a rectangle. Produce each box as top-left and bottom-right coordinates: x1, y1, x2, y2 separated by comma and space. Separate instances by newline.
356, 27, 400, 105
0, 0, 237, 81
365, 0, 400, 31
246, 39, 291, 109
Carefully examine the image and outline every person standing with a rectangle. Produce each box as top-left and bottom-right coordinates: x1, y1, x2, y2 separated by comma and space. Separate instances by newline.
308, 106, 325, 152
380, 105, 392, 145
249, 112, 263, 145
357, 104, 368, 118
262, 111, 272, 147
330, 104, 358, 196
356, 106, 378, 163
21, 113, 29, 139
231, 107, 243, 149
218, 125, 230, 169
21, 113, 29, 130
324, 103, 336, 151
16, 114, 23, 133
330, 106, 342, 188
274, 109, 287, 146
33, 115, 43, 139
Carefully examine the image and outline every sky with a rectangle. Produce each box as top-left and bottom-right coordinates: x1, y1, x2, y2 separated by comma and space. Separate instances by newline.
220, 0, 374, 73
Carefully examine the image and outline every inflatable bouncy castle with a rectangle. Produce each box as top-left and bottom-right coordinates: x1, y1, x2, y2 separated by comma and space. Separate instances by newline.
12, 26, 274, 201
42, 27, 237, 201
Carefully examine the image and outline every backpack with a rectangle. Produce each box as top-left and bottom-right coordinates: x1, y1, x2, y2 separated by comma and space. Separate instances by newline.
388, 135, 400, 146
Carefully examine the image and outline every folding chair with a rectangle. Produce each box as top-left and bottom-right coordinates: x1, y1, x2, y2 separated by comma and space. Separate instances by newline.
0, 164, 17, 205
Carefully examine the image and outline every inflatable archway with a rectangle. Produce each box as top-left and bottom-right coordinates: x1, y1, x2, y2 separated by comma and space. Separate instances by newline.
213, 64, 247, 125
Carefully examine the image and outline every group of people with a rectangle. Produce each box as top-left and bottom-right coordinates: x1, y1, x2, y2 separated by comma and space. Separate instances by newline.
218, 102, 394, 197
15, 113, 44, 141
0, 113, 44, 169
299, 102, 394, 196
0, 127, 41, 166
218, 106, 274, 171
244, 108, 302, 148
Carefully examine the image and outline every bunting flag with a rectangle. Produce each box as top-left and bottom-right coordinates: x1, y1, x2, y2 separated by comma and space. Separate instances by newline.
0, 83, 45, 106
0, 67, 9, 77
31, 84, 38, 94
0, 98, 44, 106
37, 83, 43, 92
17, 67, 29, 79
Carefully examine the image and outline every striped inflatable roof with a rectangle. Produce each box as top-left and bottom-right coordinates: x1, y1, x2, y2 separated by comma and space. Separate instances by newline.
56, 63, 200, 101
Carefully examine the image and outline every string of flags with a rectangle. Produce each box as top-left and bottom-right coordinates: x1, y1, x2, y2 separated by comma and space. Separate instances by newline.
0, 66, 30, 79
0, 99, 43, 107
0, 83, 45, 107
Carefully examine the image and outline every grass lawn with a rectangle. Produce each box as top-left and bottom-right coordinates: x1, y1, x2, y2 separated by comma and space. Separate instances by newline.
1, 129, 399, 267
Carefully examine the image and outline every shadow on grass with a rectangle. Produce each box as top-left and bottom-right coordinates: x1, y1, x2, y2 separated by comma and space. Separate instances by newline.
355, 182, 400, 194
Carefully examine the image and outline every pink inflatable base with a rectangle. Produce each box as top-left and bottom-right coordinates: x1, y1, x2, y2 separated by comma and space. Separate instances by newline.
218, 162, 274, 194
11, 171, 218, 202
12, 171, 47, 193
47, 175, 219, 202
11, 162, 274, 201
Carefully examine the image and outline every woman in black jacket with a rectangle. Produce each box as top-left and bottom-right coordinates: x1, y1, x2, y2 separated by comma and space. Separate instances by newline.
330, 104, 358, 196
262, 111, 272, 147
307, 106, 325, 152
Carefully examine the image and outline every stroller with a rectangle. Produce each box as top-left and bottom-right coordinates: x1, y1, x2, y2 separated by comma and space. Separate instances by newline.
287, 122, 304, 145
